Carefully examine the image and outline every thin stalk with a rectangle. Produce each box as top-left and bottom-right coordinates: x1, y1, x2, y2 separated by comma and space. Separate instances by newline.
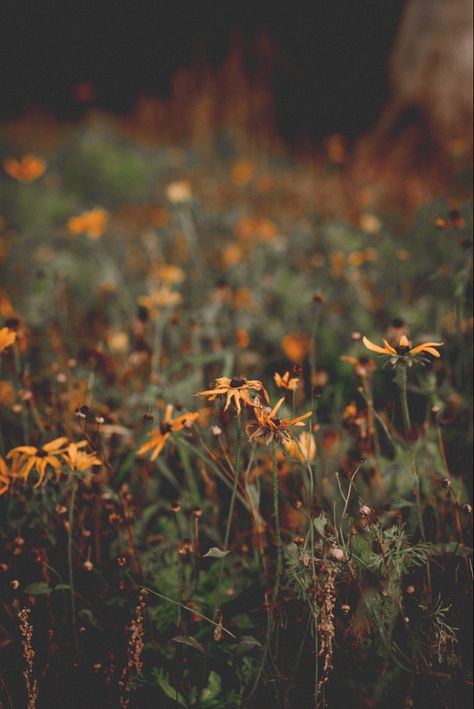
214, 415, 242, 615
271, 443, 282, 605
398, 365, 411, 438
67, 468, 79, 651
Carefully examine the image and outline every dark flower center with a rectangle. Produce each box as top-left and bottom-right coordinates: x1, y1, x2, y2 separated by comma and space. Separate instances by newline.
36, 448, 48, 458
160, 422, 172, 435
230, 376, 246, 388
270, 417, 281, 426
358, 356, 369, 365
396, 345, 410, 355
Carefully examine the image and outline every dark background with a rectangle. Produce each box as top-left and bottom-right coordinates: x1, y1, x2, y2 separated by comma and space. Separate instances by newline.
0, 0, 406, 142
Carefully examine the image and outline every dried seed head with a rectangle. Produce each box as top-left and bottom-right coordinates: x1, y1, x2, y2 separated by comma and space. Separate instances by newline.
341, 604, 351, 615
462, 504, 472, 513
170, 501, 181, 513
441, 478, 451, 488
359, 505, 371, 517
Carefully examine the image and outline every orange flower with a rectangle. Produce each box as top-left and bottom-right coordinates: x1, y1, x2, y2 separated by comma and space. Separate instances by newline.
231, 160, 254, 186
138, 405, 198, 461
0, 456, 10, 495
274, 371, 300, 391
67, 208, 109, 239
0, 327, 16, 353
7, 437, 69, 487
340, 355, 376, 377
281, 334, 310, 363
362, 334, 443, 361
247, 397, 312, 445
4, 154, 46, 182
196, 376, 269, 415
62, 441, 102, 472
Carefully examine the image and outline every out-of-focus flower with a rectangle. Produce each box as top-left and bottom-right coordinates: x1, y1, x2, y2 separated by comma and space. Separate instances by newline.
0, 380, 15, 407
138, 405, 198, 461
137, 287, 183, 315
274, 371, 300, 391
153, 264, 185, 284
0, 327, 16, 353
340, 355, 376, 378
165, 180, 192, 204
247, 396, 312, 445
7, 437, 69, 487
221, 243, 243, 268
230, 160, 254, 186
196, 376, 269, 415
346, 248, 377, 267
67, 208, 109, 239
281, 334, 311, 363
235, 329, 250, 349
284, 430, 317, 462
395, 249, 411, 261
3, 155, 46, 182
359, 214, 382, 235
235, 217, 279, 244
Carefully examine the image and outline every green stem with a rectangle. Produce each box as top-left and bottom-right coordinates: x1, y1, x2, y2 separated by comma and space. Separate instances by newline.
67, 469, 79, 651
214, 415, 242, 615
398, 365, 411, 438
271, 443, 282, 605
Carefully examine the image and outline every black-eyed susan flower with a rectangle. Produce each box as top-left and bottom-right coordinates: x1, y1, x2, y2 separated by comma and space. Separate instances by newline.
196, 376, 269, 415
274, 371, 300, 391
0, 327, 16, 353
7, 437, 69, 487
362, 334, 443, 366
62, 441, 102, 472
138, 405, 198, 461
247, 396, 312, 445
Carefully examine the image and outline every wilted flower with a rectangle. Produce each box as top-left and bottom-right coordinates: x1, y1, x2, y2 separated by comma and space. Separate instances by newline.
247, 396, 312, 445
274, 371, 300, 391
196, 376, 269, 415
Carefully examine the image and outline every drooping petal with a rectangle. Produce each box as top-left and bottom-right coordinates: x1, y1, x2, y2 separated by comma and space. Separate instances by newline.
409, 342, 444, 356
7, 446, 38, 458
382, 340, 397, 355
362, 336, 393, 355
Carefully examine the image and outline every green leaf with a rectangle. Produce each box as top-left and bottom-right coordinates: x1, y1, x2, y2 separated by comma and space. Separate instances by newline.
201, 670, 222, 701
203, 547, 230, 559
151, 669, 187, 707
233, 635, 261, 655
24, 582, 52, 595
313, 512, 328, 536
171, 635, 205, 653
